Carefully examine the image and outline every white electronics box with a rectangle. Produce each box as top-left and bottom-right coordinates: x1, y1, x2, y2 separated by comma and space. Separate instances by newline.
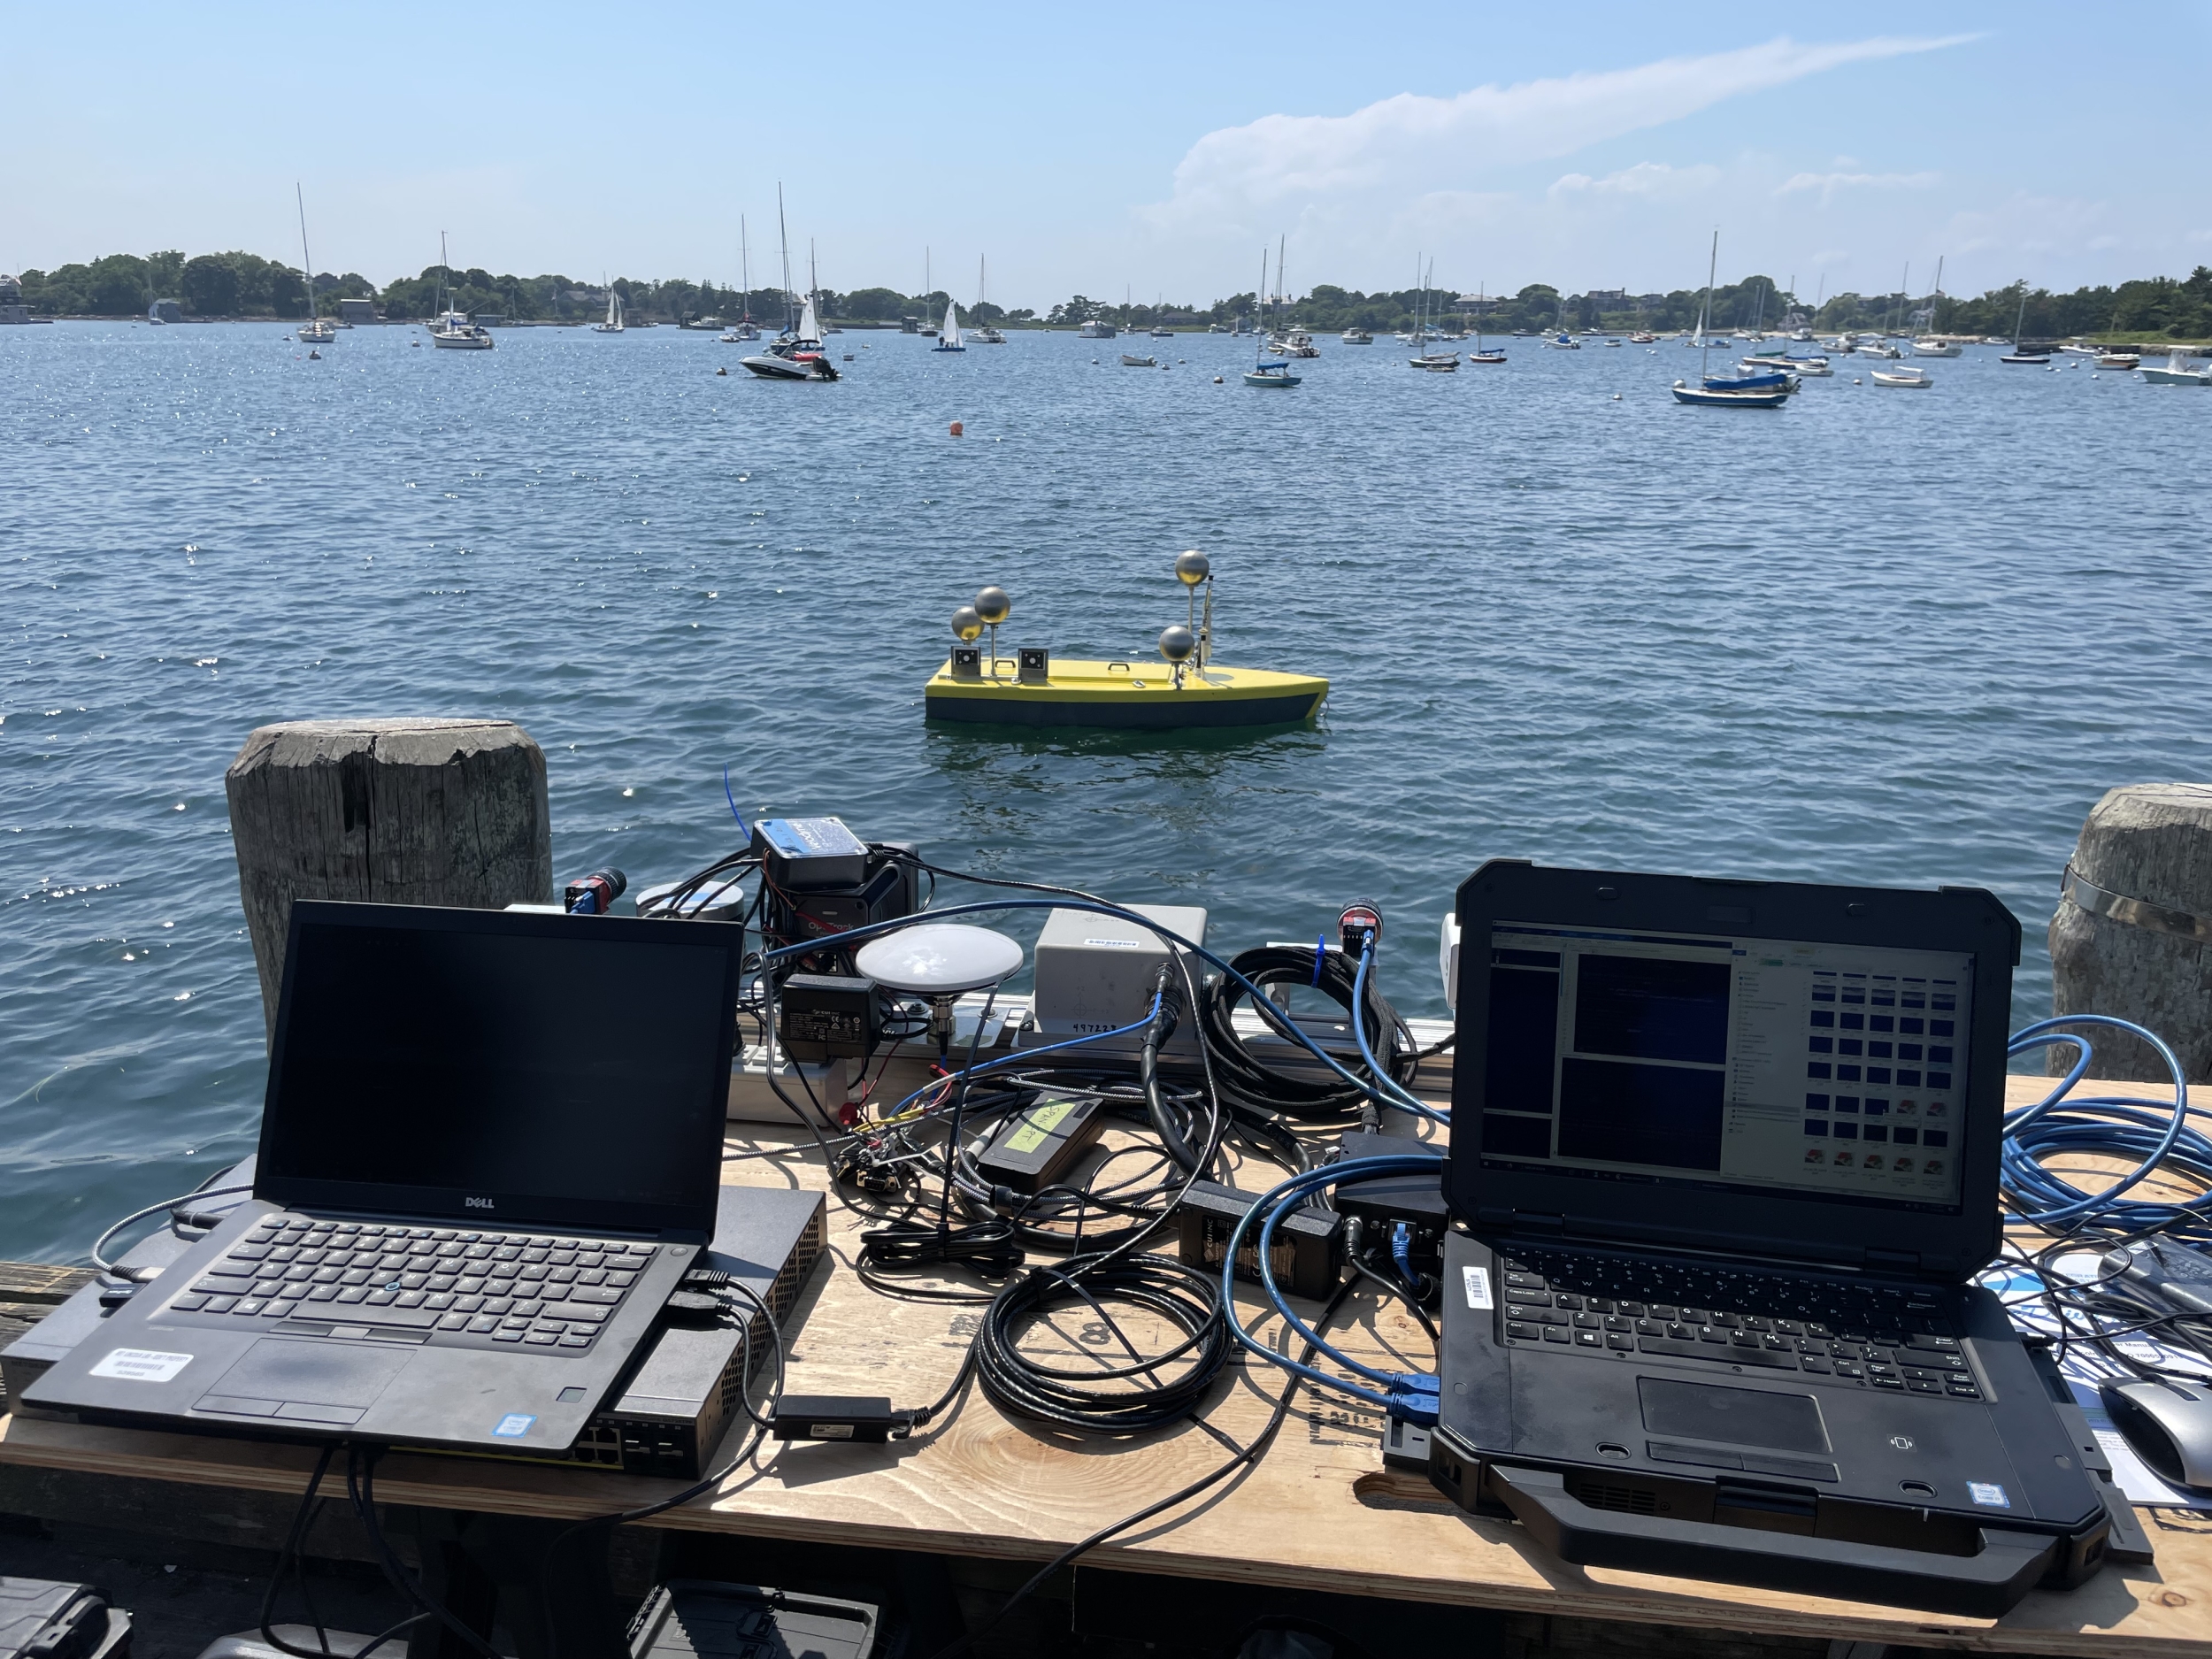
1030, 903, 1209, 1061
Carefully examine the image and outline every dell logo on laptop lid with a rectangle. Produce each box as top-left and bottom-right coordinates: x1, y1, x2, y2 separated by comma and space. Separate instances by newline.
465, 1196, 495, 1210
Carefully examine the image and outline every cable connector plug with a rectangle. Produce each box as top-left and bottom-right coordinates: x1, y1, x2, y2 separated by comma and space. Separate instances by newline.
770, 1394, 918, 1444
1387, 1370, 1440, 1396
1384, 1391, 1440, 1427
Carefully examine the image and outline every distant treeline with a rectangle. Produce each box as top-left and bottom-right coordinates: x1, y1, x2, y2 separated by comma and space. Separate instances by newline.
14, 250, 2212, 340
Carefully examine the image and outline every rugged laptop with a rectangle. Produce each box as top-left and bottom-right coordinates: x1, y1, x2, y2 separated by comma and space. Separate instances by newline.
1431, 860, 2110, 1616
25, 901, 742, 1455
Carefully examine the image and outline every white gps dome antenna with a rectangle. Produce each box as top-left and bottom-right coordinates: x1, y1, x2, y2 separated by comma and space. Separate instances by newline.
856, 922, 1025, 1058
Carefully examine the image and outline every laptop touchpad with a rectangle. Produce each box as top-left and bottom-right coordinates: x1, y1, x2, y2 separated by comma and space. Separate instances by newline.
196, 1340, 409, 1427
1639, 1377, 1829, 1453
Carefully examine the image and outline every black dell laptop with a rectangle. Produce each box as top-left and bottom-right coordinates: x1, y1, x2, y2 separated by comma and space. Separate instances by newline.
1430, 861, 2111, 1616
26, 901, 742, 1455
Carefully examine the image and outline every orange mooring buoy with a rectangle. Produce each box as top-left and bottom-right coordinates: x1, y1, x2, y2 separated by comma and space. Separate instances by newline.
949, 420, 964, 436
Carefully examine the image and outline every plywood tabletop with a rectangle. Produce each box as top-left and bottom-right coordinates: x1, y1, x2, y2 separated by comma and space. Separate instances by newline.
4, 1072, 2209, 1655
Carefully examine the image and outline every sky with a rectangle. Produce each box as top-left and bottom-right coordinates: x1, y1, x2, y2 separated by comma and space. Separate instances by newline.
5, 1, 2209, 308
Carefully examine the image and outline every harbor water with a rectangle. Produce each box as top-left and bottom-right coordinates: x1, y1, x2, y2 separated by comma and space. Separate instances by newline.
4, 321, 2207, 1263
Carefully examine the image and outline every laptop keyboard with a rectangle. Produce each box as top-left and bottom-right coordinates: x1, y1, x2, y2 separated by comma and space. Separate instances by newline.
166, 1217, 670, 1356
1496, 1247, 1981, 1402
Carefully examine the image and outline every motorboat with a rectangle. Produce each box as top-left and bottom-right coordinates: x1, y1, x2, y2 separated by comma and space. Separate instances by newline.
680, 315, 721, 331
741, 298, 839, 380
1629, 331, 1656, 344
1911, 338, 1962, 357
1871, 366, 1933, 388
1077, 319, 1118, 339
1856, 341, 1902, 359
2094, 351, 2141, 371
1120, 353, 1157, 367
1150, 325, 1173, 339
720, 322, 761, 342
972, 324, 1007, 344
2139, 350, 2210, 385
1279, 329, 1319, 357
1543, 332, 1579, 349
2059, 342, 2100, 357
1340, 327, 1373, 344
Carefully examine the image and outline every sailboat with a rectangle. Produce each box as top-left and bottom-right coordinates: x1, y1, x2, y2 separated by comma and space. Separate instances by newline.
1242, 246, 1300, 388
428, 234, 494, 349
1673, 232, 1788, 407
934, 295, 964, 352
1911, 257, 1961, 356
1466, 284, 1505, 364
1409, 258, 1457, 370
592, 280, 625, 334
972, 258, 1006, 344
295, 186, 335, 346
720, 219, 761, 342
741, 188, 837, 380
2000, 288, 2047, 364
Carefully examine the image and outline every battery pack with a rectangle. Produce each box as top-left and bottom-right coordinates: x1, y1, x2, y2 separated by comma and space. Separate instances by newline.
779, 973, 881, 1062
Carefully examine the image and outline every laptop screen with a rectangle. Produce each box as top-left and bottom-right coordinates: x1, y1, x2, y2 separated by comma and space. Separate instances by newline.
258, 906, 738, 1233
1480, 922, 1971, 1216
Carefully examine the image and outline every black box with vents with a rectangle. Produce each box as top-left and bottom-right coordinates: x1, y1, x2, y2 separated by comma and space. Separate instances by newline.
1175, 1180, 1343, 1301
779, 973, 882, 1061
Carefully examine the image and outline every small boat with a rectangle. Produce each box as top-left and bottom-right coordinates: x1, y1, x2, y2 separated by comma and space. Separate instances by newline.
720, 323, 761, 342
926, 557, 1326, 729
741, 199, 838, 380
1629, 331, 1656, 344
1465, 349, 1507, 365
1120, 353, 1157, 367
426, 234, 494, 348
1856, 341, 1901, 359
933, 298, 964, 352
2000, 349, 2049, 365
1543, 332, 1580, 349
1150, 324, 1173, 338
1911, 338, 1962, 357
2139, 349, 2210, 386
1404, 257, 1455, 369
2059, 342, 2100, 357
1243, 246, 1301, 388
680, 315, 722, 331
1278, 328, 1319, 357
2094, 352, 2141, 371
1340, 327, 1373, 344
429, 308, 494, 349
1871, 366, 1933, 388
1671, 380, 1788, 408
1409, 352, 1457, 372
294, 186, 336, 347
972, 324, 1007, 344
592, 287, 625, 334
1671, 234, 1786, 408
1076, 319, 1118, 339
1997, 290, 2045, 364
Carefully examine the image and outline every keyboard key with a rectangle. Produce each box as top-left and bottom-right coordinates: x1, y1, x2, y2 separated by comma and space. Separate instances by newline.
1506, 1322, 1540, 1340
467, 1315, 499, 1333
558, 1334, 592, 1348
437, 1312, 470, 1331
204, 1295, 239, 1314
172, 1293, 210, 1312
1541, 1327, 1569, 1343
1640, 1336, 1796, 1371
233, 1299, 266, 1317
1606, 1333, 1633, 1351
571, 1286, 622, 1305
1908, 1379, 1942, 1394
334, 1288, 368, 1304
525, 1330, 559, 1345
1574, 1330, 1601, 1348
493, 1328, 525, 1342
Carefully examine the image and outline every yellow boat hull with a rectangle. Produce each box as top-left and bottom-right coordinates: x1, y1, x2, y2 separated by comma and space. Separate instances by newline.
925, 658, 1327, 729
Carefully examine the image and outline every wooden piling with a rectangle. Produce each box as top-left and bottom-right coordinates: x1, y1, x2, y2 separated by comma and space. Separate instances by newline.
224, 718, 553, 1042
2047, 782, 2212, 1083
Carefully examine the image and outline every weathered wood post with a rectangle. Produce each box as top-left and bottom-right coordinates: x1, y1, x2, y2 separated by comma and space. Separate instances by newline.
225, 718, 553, 1043
2047, 783, 2212, 1084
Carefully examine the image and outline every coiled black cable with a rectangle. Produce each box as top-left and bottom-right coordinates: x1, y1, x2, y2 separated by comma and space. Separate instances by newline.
973, 1251, 1231, 1433
1199, 944, 1414, 1123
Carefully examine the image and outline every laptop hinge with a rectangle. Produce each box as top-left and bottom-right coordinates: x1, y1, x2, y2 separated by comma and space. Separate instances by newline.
1864, 1247, 1920, 1273
1505, 1212, 1567, 1235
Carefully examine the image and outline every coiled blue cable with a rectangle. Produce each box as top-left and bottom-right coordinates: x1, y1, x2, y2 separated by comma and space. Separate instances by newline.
1349, 933, 1449, 1125
2002, 1014, 2212, 1239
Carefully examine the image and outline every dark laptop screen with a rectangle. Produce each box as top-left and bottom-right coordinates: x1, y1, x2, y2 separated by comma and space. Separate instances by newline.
1480, 923, 1972, 1216
258, 906, 737, 1233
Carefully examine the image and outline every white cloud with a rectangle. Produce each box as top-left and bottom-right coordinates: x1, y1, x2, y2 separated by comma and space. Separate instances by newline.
1776, 170, 1941, 204
1551, 162, 1723, 201
1142, 35, 1975, 233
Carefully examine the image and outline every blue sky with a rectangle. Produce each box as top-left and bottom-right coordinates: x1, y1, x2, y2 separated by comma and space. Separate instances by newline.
6, 1, 2208, 306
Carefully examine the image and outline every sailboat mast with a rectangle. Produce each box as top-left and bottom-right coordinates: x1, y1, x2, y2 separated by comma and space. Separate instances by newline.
295, 184, 314, 321
740, 216, 750, 322
1700, 229, 1717, 381
1931, 255, 1944, 335
776, 184, 794, 334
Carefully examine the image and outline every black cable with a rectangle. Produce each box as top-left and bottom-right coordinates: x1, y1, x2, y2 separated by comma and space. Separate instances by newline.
257, 1444, 337, 1658
1197, 945, 1412, 1125
973, 1252, 1231, 1433
348, 1446, 502, 1659
925, 1280, 1357, 1659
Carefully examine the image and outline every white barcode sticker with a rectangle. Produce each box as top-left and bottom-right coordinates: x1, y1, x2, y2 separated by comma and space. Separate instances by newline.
90, 1348, 193, 1383
1463, 1265, 1494, 1310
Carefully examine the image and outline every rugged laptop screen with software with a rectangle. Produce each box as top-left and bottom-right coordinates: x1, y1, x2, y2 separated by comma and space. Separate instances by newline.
258, 905, 738, 1230
1480, 923, 1973, 1217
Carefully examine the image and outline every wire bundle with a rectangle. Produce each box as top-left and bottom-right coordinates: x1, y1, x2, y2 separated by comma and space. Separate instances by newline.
973, 1251, 1232, 1433
1199, 944, 1415, 1125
